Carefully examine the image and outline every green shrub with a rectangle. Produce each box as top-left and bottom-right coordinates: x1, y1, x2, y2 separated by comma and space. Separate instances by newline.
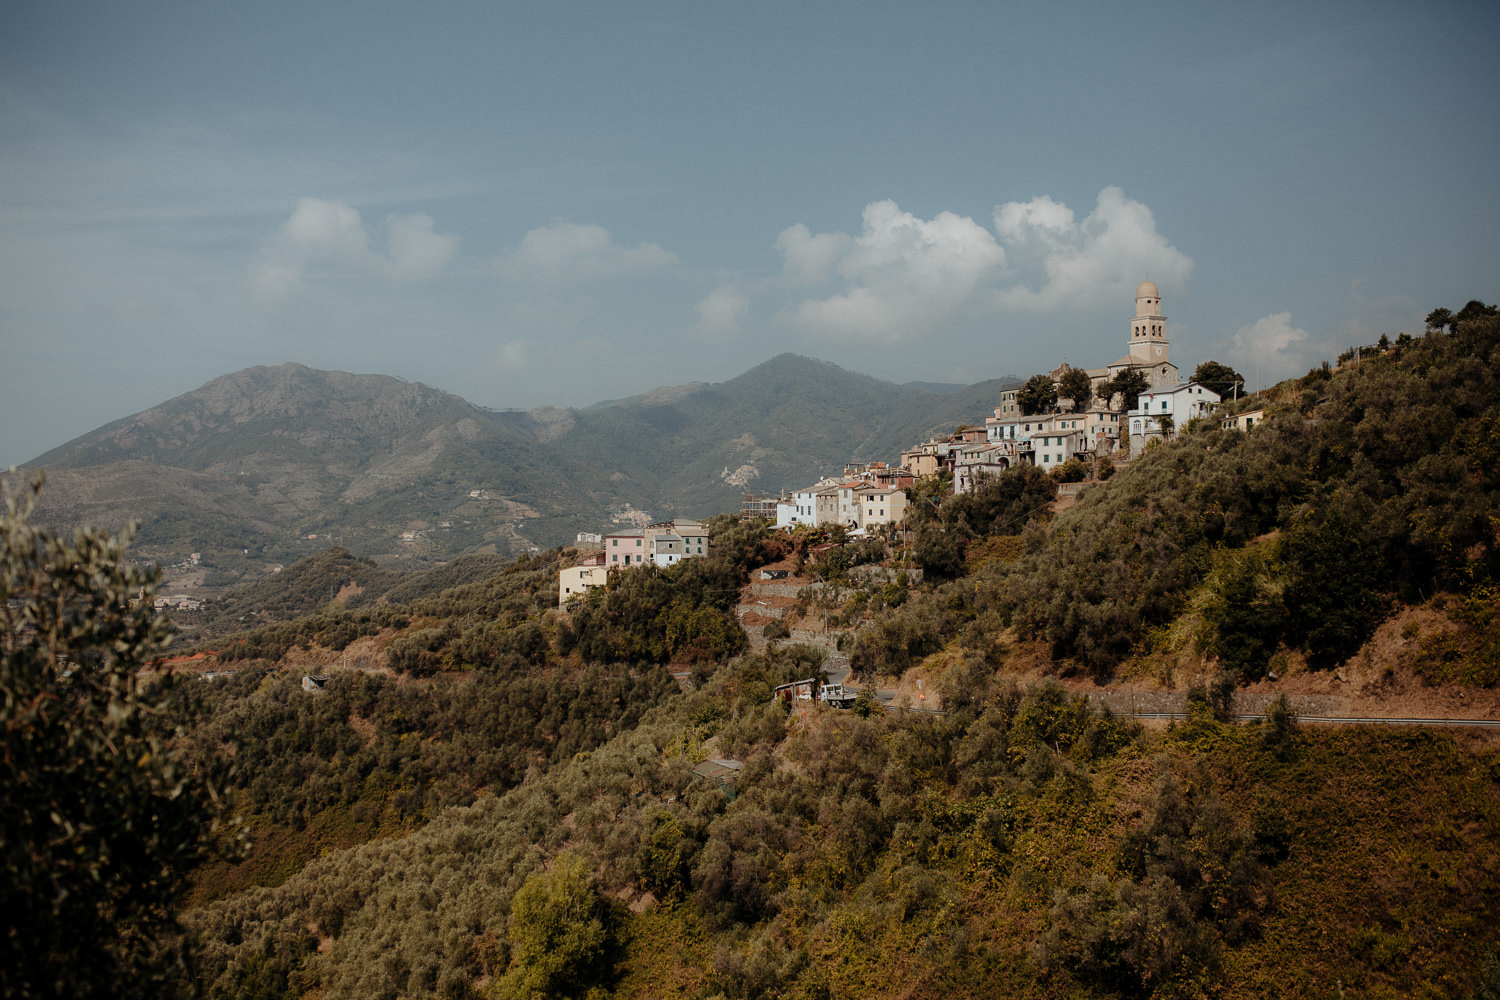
1050, 457, 1088, 483
2, 477, 222, 999
1282, 487, 1388, 670
497, 852, 612, 1000
1194, 542, 1289, 680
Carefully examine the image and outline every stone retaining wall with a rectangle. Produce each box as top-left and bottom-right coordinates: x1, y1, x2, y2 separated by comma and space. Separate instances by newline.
744, 582, 809, 599
848, 565, 923, 586
739, 622, 767, 648
1081, 689, 1353, 719
738, 602, 788, 620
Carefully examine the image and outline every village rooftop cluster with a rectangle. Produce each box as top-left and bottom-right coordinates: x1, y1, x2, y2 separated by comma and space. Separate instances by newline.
559, 518, 709, 603
559, 282, 1238, 604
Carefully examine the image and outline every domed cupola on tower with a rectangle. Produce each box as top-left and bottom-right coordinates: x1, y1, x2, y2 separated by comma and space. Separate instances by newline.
1128, 279, 1169, 370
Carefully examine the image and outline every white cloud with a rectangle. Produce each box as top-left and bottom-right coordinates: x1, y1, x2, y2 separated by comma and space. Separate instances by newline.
494, 340, 530, 372
781, 200, 1006, 343
281, 197, 370, 260
992, 186, 1193, 310
386, 212, 459, 279
1228, 312, 1317, 387
774, 223, 852, 286
694, 284, 748, 339
250, 197, 457, 300
250, 260, 303, 302
776, 187, 1191, 344
994, 194, 1075, 245
497, 222, 676, 284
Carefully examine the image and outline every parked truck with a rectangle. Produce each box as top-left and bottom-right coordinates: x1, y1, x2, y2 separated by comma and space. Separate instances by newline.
772, 678, 858, 709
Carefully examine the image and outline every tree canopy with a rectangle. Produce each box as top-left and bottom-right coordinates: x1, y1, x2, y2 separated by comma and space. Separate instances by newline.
1, 476, 221, 999
498, 852, 612, 1000
1102, 366, 1151, 411
1190, 360, 1245, 399
1428, 300, 1497, 335
1017, 373, 1059, 416
1455, 299, 1499, 330
1057, 367, 1094, 412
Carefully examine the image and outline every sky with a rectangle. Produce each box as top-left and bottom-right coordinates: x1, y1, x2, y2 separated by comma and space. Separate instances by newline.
3, 0, 1498, 467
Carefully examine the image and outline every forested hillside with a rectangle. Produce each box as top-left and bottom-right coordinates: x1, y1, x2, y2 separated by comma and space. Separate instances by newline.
859, 304, 1500, 689
9, 307, 1500, 999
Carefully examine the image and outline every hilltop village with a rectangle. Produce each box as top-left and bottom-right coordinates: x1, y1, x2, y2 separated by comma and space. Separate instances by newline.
906, 280, 1226, 491
560, 281, 1236, 601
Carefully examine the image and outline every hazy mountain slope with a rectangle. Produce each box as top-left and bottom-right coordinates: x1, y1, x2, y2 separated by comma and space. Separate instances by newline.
32, 364, 515, 513
21, 462, 288, 555
25, 364, 584, 560
551, 354, 1018, 514
17, 356, 1016, 567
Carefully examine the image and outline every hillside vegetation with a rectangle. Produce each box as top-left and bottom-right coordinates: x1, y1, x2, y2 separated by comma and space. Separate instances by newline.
868, 307, 1500, 687
17, 307, 1500, 999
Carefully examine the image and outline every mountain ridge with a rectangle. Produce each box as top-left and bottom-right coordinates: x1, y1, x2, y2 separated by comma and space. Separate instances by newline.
15, 355, 1020, 579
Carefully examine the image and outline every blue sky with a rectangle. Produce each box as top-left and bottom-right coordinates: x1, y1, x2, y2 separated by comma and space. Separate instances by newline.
3, 0, 1497, 466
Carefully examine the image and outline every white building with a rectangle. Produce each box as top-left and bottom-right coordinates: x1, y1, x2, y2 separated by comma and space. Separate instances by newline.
776, 477, 841, 529
1220, 408, 1265, 432
983, 410, 1091, 470
954, 442, 1016, 494
775, 477, 908, 530
558, 552, 608, 604
1128, 383, 1222, 454
974, 280, 1190, 470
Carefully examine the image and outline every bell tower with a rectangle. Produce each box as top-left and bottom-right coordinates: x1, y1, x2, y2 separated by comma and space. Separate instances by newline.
1128, 279, 1169, 367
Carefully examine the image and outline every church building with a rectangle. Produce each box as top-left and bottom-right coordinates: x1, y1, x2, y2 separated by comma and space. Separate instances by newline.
1102, 279, 1178, 388
975, 280, 1196, 478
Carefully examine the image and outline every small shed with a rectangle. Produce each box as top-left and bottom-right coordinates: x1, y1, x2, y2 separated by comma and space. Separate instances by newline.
692, 758, 744, 796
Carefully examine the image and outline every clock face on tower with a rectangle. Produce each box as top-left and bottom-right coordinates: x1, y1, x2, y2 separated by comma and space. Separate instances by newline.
1153, 345, 1163, 358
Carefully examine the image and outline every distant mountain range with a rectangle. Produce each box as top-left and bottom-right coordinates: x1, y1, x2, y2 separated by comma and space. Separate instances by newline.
15, 355, 1018, 574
